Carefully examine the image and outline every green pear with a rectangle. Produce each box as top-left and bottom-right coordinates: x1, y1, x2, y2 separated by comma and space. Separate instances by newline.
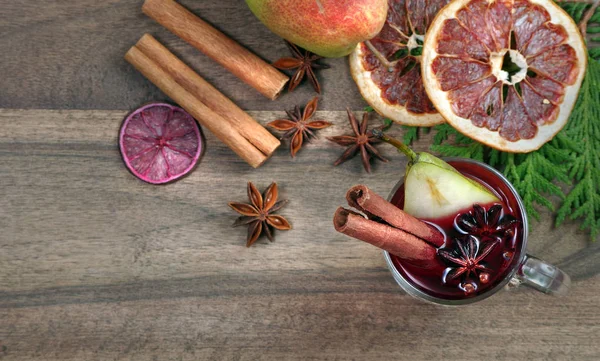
372, 130, 499, 219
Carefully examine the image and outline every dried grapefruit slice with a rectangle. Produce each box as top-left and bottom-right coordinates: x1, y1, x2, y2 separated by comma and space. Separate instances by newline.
349, 0, 450, 126
422, 0, 587, 152
119, 103, 203, 184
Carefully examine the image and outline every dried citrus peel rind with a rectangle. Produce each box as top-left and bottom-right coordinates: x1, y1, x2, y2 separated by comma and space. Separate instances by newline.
349, 0, 449, 126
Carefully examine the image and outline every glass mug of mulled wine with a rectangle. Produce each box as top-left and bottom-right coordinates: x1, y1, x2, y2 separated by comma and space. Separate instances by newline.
384, 157, 570, 305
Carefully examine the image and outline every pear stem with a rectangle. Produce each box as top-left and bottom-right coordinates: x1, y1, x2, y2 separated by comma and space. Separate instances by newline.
371, 129, 417, 162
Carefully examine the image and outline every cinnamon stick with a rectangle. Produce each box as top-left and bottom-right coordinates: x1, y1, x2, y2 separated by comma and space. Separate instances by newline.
333, 208, 441, 270
125, 46, 268, 168
346, 185, 445, 247
136, 34, 280, 157
142, 0, 289, 100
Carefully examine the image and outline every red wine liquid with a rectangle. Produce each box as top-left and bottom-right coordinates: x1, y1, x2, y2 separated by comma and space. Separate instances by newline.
389, 160, 524, 300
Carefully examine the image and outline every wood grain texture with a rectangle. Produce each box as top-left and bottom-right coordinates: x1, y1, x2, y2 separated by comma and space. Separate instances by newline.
1, 109, 599, 360
0, 0, 363, 111
2, 0, 600, 359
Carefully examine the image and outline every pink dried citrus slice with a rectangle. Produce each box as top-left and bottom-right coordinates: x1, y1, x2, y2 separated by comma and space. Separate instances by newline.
422, 0, 586, 152
119, 103, 203, 184
349, 0, 450, 126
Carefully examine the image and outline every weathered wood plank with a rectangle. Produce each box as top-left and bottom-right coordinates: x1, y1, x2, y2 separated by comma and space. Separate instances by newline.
0, 0, 364, 111
0, 109, 594, 297
1, 277, 599, 360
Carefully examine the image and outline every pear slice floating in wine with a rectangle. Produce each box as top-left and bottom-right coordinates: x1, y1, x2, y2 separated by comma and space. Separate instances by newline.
372, 130, 499, 219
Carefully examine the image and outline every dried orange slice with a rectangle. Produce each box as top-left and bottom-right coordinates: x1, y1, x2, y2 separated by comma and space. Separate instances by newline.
119, 103, 203, 184
349, 0, 450, 126
422, 0, 587, 152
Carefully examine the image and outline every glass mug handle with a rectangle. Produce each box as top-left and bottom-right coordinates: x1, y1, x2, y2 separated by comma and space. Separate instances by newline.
510, 255, 571, 295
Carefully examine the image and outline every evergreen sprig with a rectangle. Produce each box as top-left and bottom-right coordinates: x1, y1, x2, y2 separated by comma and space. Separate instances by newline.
556, 58, 600, 238
559, 2, 600, 61
508, 141, 572, 221
429, 124, 487, 162
402, 125, 420, 145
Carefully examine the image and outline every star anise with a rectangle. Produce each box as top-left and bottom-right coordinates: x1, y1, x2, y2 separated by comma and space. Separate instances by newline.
273, 41, 329, 93
456, 204, 518, 240
267, 96, 332, 157
438, 235, 498, 294
229, 182, 291, 247
327, 110, 389, 173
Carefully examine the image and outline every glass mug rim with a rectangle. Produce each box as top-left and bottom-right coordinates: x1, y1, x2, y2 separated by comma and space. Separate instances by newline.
383, 157, 529, 306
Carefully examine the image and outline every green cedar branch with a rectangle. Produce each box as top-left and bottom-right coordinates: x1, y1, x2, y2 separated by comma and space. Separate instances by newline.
556, 57, 600, 239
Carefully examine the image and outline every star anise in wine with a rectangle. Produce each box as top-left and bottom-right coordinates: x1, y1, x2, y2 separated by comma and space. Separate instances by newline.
327, 110, 388, 173
229, 182, 291, 247
456, 204, 518, 240
438, 235, 498, 294
273, 41, 329, 93
267, 96, 332, 157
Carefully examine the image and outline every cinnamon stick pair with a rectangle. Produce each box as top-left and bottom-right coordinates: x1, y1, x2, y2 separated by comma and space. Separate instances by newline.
142, 0, 289, 100
125, 35, 280, 168
333, 185, 445, 270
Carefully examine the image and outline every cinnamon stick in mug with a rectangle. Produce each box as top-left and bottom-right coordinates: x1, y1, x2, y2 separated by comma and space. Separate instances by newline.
125, 46, 268, 168
333, 207, 442, 270
346, 185, 445, 248
135, 34, 280, 157
142, 0, 289, 100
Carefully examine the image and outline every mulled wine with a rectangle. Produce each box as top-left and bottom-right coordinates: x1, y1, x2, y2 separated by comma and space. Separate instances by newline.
388, 159, 525, 300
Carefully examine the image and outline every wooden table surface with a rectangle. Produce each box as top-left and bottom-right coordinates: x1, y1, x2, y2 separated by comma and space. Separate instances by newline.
1, 1, 599, 360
